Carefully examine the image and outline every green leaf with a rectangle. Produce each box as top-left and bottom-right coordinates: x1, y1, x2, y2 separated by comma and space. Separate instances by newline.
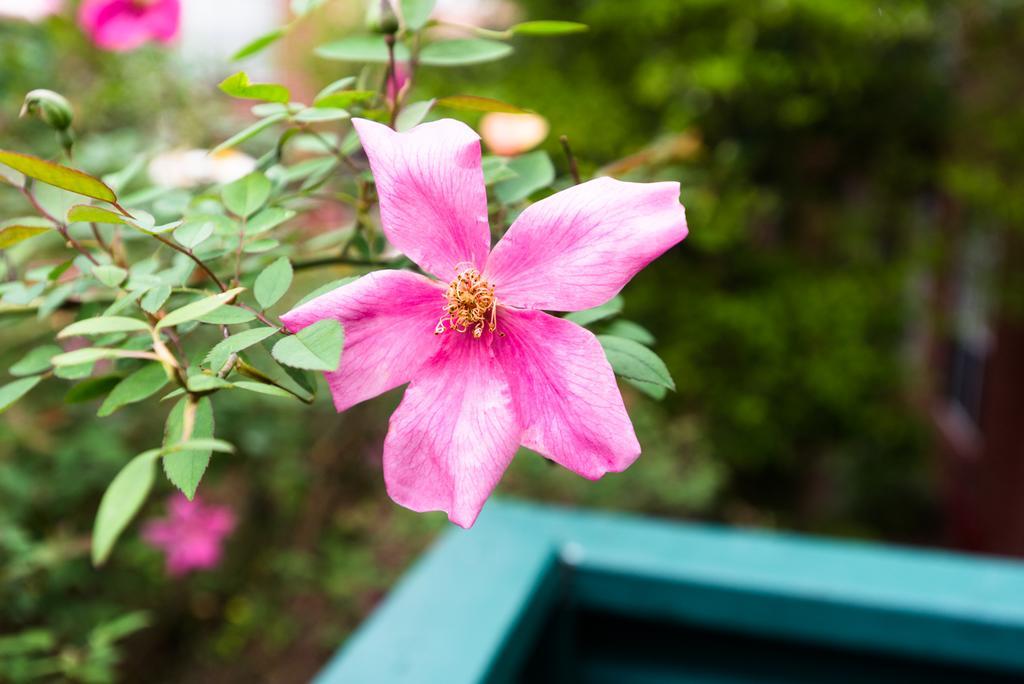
98, 363, 168, 416
564, 296, 624, 326
0, 375, 43, 414
91, 264, 128, 288
605, 320, 656, 346
67, 204, 128, 225
314, 90, 376, 109
54, 361, 94, 380
140, 285, 172, 314
245, 238, 279, 254
294, 107, 350, 123
510, 20, 588, 36
157, 287, 245, 329
315, 77, 356, 99
64, 375, 121, 404
0, 629, 56, 656
10, 345, 62, 376
0, 224, 49, 248
254, 257, 293, 310
419, 39, 513, 66
58, 316, 149, 338
89, 612, 150, 646
197, 305, 256, 325
222, 172, 271, 218
211, 113, 288, 155
481, 156, 518, 185
51, 348, 147, 366
0, 150, 118, 205
248, 207, 295, 235
231, 28, 286, 61
436, 95, 527, 113
218, 71, 290, 103
186, 374, 234, 392
236, 343, 314, 403
173, 217, 215, 249
271, 319, 343, 371
232, 380, 300, 400
494, 150, 555, 203
162, 397, 214, 499
625, 378, 667, 400
315, 35, 411, 63
295, 276, 358, 306
164, 438, 234, 454
597, 335, 675, 392
401, 0, 435, 30
204, 326, 279, 371
91, 449, 160, 566
395, 99, 435, 132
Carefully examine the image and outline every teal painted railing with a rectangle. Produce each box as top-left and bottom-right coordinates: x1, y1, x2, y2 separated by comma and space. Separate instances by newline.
316, 500, 1024, 683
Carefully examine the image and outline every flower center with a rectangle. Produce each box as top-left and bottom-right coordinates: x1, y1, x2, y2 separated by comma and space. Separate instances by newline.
435, 266, 497, 339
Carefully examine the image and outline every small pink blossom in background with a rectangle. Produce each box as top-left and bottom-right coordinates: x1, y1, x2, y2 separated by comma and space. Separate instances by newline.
78, 0, 180, 52
0, 0, 62, 22
480, 112, 549, 156
282, 118, 687, 528
142, 493, 235, 577
387, 61, 412, 107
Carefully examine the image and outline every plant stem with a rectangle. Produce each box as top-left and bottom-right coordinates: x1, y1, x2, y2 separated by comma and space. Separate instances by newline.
21, 186, 100, 266
560, 135, 582, 185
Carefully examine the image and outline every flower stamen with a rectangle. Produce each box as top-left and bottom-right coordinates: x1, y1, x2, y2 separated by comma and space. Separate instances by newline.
435, 265, 498, 339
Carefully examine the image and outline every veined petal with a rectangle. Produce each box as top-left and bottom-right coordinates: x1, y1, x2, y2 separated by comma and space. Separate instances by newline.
496, 308, 640, 478
485, 177, 687, 311
383, 334, 520, 528
353, 118, 491, 280
280, 270, 444, 412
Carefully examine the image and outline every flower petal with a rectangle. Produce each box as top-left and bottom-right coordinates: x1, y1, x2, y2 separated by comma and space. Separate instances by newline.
383, 334, 520, 528
485, 177, 687, 311
496, 308, 640, 478
280, 270, 445, 412
353, 118, 491, 279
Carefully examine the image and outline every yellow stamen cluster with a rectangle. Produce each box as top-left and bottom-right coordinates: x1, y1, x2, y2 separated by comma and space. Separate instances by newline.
435, 266, 497, 339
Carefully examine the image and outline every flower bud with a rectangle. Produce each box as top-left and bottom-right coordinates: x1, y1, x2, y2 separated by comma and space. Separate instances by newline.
20, 89, 73, 131
366, 0, 400, 35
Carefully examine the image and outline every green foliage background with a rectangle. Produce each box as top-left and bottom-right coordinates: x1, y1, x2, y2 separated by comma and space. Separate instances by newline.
2, 0, 1021, 679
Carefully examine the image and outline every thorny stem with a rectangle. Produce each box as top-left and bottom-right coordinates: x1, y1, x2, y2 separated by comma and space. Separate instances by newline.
150, 228, 281, 332
89, 222, 113, 259
233, 217, 246, 287
560, 135, 582, 185
299, 125, 360, 173
21, 185, 100, 266
152, 233, 227, 291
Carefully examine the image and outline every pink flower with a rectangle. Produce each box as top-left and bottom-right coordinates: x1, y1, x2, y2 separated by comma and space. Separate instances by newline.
281, 118, 687, 528
387, 61, 412, 106
78, 0, 180, 52
141, 493, 235, 577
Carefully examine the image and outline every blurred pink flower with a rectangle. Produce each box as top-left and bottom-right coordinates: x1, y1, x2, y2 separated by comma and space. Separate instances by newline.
282, 118, 688, 528
387, 61, 412, 106
78, 0, 180, 52
142, 493, 235, 577
0, 0, 62, 22
480, 112, 549, 156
